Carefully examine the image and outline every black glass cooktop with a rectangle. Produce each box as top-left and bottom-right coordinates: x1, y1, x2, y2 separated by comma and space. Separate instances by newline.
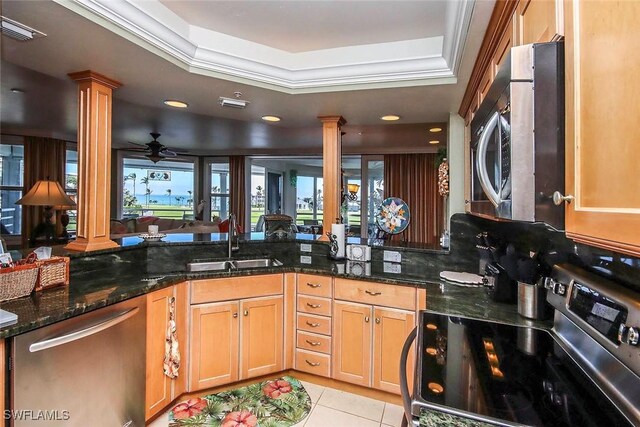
414, 312, 632, 427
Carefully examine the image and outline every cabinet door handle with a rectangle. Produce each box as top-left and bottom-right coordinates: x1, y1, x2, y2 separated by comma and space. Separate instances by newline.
365, 316, 370, 323
305, 359, 321, 367
306, 303, 321, 308
306, 283, 321, 288
233, 313, 238, 318
243, 310, 249, 316
365, 290, 382, 296
552, 191, 575, 206
375, 317, 381, 324
306, 321, 320, 327
305, 340, 321, 347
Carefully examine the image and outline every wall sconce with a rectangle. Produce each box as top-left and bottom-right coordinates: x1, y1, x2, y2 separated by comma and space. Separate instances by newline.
345, 183, 360, 201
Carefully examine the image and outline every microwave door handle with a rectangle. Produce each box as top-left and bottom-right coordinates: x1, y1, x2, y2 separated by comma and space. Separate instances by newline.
476, 111, 501, 207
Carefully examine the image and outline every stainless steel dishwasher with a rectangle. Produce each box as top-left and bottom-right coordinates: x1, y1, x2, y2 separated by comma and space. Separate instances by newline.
12, 296, 146, 427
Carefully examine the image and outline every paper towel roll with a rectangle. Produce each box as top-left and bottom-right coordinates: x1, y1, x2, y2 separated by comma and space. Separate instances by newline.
331, 224, 346, 258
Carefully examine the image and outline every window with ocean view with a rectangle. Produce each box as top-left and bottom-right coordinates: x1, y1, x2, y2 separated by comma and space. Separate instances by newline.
122, 157, 195, 220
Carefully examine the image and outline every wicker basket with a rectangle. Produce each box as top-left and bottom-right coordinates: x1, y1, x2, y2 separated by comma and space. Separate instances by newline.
0, 264, 39, 302
35, 257, 70, 291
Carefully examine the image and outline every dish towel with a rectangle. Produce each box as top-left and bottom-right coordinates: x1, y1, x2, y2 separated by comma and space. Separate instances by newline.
163, 297, 181, 379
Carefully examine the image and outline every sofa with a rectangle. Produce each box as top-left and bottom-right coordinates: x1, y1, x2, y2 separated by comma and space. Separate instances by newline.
110, 216, 221, 239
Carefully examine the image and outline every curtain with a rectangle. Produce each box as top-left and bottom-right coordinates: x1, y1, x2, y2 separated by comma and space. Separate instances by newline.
383, 153, 444, 244
22, 136, 67, 247
229, 155, 246, 230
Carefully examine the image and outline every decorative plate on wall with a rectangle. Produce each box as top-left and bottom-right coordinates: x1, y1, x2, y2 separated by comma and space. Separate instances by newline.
375, 197, 410, 235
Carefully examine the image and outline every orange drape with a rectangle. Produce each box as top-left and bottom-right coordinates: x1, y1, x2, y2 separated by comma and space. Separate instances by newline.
22, 136, 67, 247
229, 155, 246, 229
383, 153, 444, 244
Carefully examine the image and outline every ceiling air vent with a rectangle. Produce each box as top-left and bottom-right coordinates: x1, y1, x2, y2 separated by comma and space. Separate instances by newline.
1, 16, 46, 41
219, 96, 249, 109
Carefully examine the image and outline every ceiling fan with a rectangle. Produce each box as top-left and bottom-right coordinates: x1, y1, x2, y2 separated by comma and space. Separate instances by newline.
126, 132, 188, 163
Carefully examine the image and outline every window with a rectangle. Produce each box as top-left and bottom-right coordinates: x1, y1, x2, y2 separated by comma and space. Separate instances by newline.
250, 165, 266, 230
210, 162, 230, 221
296, 175, 323, 225
0, 144, 24, 235
122, 157, 195, 220
365, 160, 384, 237
64, 149, 78, 233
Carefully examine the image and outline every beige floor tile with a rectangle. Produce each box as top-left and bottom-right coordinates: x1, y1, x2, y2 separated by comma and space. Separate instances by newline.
382, 403, 405, 427
147, 410, 170, 427
300, 380, 325, 403
316, 387, 385, 422
304, 404, 380, 427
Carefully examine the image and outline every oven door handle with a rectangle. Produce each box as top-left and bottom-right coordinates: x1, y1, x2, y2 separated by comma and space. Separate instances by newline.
476, 111, 501, 207
400, 326, 417, 427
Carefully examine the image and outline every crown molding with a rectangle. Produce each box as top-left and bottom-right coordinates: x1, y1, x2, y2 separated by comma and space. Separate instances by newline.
56, 0, 475, 94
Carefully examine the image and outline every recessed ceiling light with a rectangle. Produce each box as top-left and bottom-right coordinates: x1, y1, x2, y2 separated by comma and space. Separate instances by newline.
429, 127, 442, 133
261, 115, 281, 122
164, 100, 188, 108
380, 115, 400, 121
10, 88, 24, 93
429, 140, 440, 145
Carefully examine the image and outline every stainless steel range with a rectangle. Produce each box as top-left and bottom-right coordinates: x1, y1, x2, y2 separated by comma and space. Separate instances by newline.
401, 264, 640, 426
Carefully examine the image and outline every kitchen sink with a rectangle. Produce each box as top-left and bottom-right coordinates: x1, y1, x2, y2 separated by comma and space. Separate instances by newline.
187, 258, 282, 272
232, 258, 283, 269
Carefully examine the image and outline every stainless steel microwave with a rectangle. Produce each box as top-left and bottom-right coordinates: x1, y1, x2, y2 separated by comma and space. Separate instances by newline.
470, 41, 565, 229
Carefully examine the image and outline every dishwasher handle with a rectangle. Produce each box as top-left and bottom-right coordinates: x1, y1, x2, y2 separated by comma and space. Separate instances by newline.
29, 307, 140, 353
400, 326, 417, 427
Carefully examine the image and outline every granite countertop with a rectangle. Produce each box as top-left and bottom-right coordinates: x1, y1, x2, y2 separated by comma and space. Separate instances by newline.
0, 233, 547, 339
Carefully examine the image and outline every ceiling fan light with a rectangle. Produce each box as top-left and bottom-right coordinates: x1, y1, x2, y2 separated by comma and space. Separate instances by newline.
146, 154, 164, 163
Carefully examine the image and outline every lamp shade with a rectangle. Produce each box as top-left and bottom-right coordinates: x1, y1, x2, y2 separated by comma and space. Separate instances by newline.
16, 180, 77, 208
347, 183, 360, 194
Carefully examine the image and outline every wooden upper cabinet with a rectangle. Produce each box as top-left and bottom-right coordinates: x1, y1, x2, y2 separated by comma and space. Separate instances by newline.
515, 0, 563, 45
190, 301, 240, 390
493, 15, 514, 75
332, 301, 372, 387
240, 296, 284, 379
563, 0, 640, 256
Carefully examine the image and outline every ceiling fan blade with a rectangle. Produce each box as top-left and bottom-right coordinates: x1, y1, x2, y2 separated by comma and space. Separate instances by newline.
124, 147, 148, 152
162, 150, 178, 157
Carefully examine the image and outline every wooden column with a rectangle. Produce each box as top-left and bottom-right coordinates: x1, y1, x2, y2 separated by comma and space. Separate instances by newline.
318, 115, 346, 240
65, 71, 121, 252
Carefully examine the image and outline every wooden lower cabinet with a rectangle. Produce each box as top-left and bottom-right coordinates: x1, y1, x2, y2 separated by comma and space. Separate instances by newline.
372, 307, 415, 394
240, 296, 284, 379
332, 301, 372, 387
333, 301, 416, 394
145, 283, 188, 421
190, 295, 284, 392
190, 301, 240, 391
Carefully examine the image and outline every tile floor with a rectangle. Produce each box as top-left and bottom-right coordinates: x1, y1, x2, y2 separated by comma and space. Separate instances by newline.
148, 379, 405, 427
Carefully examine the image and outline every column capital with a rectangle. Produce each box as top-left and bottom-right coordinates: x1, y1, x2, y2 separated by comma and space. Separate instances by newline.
318, 115, 347, 126
68, 70, 122, 89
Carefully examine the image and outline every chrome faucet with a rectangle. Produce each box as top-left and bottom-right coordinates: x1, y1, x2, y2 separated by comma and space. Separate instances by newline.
228, 213, 240, 258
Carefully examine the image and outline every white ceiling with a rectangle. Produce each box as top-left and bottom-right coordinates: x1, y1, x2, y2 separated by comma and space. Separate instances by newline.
0, 0, 494, 155
159, 1, 448, 53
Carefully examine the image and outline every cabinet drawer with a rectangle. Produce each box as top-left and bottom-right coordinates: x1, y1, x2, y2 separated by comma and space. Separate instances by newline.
297, 331, 331, 354
297, 295, 331, 317
297, 274, 332, 298
297, 313, 331, 336
295, 349, 330, 377
334, 279, 416, 311
191, 274, 283, 304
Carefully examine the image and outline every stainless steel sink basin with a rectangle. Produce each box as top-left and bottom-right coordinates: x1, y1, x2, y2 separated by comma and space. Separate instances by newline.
187, 258, 282, 272
232, 258, 283, 269
187, 260, 234, 272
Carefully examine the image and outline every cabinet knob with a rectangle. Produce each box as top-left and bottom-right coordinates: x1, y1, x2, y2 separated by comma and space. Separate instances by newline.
243, 310, 249, 316
307, 283, 321, 288
552, 191, 575, 206
365, 316, 370, 323
305, 340, 321, 347
375, 318, 381, 324
233, 313, 238, 318
305, 359, 321, 367
365, 290, 382, 296
306, 303, 321, 308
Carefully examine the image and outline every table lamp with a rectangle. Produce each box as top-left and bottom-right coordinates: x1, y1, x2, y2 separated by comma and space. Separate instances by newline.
16, 179, 77, 242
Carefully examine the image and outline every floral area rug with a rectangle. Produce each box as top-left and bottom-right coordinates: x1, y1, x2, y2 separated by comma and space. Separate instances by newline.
169, 376, 311, 427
